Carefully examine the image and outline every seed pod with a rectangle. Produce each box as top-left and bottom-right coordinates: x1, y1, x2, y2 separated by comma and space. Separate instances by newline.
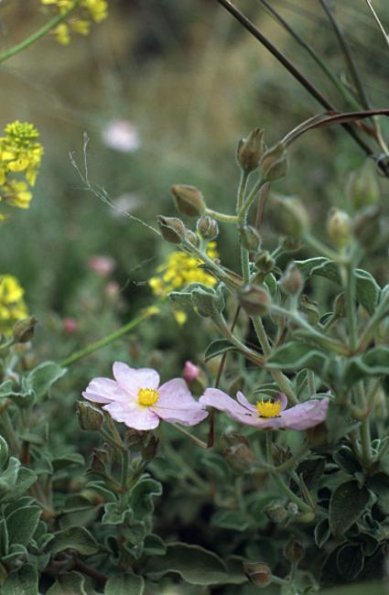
236, 128, 265, 173
171, 184, 206, 217
157, 215, 186, 244
197, 215, 219, 241
238, 284, 270, 316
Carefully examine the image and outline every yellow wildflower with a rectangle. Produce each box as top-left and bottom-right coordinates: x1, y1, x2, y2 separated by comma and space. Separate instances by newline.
0, 122, 43, 215
0, 275, 29, 336
149, 242, 218, 298
41, 0, 108, 45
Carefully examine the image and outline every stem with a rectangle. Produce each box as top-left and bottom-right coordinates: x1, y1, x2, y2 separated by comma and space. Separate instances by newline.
205, 208, 239, 224
237, 171, 251, 284
0, 2, 81, 65
251, 316, 297, 404
60, 306, 160, 367
304, 233, 346, 263
364, 0, 389, 48
171, 423, 208, 449
344, 262, 358, 352
216, 313, 265, 366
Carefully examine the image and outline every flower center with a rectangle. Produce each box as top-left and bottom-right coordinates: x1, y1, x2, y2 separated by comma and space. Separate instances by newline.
256, 399, 282, 418
137, 387, 159, 407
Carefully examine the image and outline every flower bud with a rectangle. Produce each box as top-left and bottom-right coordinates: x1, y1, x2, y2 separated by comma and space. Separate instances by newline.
279, 263, 304, 296
281, 236, 303, 252
254, 251, 274, 274
77, 402, 103, 431
238, 284, 270, 316
266, 194, 309, 238
183, 361, 201, 382
243, 562, 272, 587
352, 205, 382, 251
265, 500, 288, 524
224, 431, 255, 471
171, 184, 206, 217
196, 215, 219, 241
260, 142, 288, 181
346, 160, 380, 210
142, 435, 159, 460
299, 294, 320, 325
326, 208, 352, 248
239, 225, 261, 252
185, 229, 200, 248
283, 538, 305, 563
12, 316, 38, 343
157, 215, 186, 244
91, 447, 110, 474
236, 128, 265, 173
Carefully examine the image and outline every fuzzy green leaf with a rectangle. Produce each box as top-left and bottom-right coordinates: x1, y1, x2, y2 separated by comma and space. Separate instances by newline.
6, 505, 41, 546
46, 526, 98, 556
0, 435, 9, 470
267, 341, 328, 373
344, 347, 389, 386
1, 564, 38, 595
25, 361, 67, 400
129, 477, 162, 518
336, 544, 364, 581
144, 543, 228, 585
46, 571, 93, 595
211, 510, 250, 531
104, 574, 145, 595
204, 339, 237, 363
329, 480, 370, 537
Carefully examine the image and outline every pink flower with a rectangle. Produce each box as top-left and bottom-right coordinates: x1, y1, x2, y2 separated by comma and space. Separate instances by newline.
183, 361, 201, 382
88, 255, 116, 277
63, 317, 78, 334
199, 389, 329, 430
82, 362, 208, 431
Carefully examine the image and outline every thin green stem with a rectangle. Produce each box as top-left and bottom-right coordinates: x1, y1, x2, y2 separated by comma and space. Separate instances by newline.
216, 314, 265, 367
60, 306, 160, 367
0, 2, 81, 65
251, 316, 297, 404
364, 0, 389, 47
238, 178, 265, 222
205, 208, 239, 224
344, 262, 358, 352
99, 429, 125, 453
171, 423, 208, 449
120, 449, 129, 493
237, 171, 251, 284
304, 233, 346, 263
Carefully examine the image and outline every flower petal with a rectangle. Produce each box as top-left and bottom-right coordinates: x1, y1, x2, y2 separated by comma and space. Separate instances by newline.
103, 401, 160, 430
276, 393, 288, 411
200, 388, 263, 425
112, 362, 160, 396
82, 377, 129, 404
236, 391, 256, 412
280, 398, 329, 430
154, 378, 208, 426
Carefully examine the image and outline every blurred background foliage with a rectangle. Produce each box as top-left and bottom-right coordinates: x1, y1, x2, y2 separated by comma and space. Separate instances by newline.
0, 0, 388, 378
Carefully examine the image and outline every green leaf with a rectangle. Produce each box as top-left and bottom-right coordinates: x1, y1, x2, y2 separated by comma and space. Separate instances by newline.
204, 339, 237, 363
104, 574, 145, 595
211, 510, 250, 531
102, 501, 133, 525
0, 518, 9, 556
333, 445, 362, 475
320, 582, 388, 595
25, 361, 67, 400
295, 258, 380, 314
0, 434, 9, 470
336, 544, 364, 581
144, 543, 228, 585
143, 533, 166, 556
329, 480, 370, 537
11, 467, 38, 500
344, 347, 389, 386
267, 341, 328, 374
368, 473, 389, 515
0, 458, 20, 500
46, 571, 93, 595
1, 564, 38, 595
46, 526, 98, 556
314, 518, 331, 549
129, 477, 162, 518
6, 505, 41, 546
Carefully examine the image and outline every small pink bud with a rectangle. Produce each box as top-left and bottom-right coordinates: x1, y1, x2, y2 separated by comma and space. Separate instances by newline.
63, 317, 78, 334
88, 255, 116, 277
183, 361, 201, 382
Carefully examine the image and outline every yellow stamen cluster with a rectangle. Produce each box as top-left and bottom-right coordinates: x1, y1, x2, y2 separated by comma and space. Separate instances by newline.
0, 122, 43, 214
0, 275, 28, 336
149, 242, 218, 325
41, 0, 108, 45
137, 388, 159, 407
256, 399, 283, 418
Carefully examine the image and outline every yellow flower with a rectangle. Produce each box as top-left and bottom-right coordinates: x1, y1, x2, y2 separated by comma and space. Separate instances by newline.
0, 122, 43, 215
0, 275, 28, 335
41, 0, 108, 44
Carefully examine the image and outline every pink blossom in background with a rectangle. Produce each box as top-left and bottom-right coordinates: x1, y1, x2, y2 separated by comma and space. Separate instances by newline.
104, 281, 120, 299
88, 255, 116, 277
63, 317, 78, 334
200, 389, 329, 430
101, 120, 140, 153
83, 362, 208, 431
183, 361, 201, 382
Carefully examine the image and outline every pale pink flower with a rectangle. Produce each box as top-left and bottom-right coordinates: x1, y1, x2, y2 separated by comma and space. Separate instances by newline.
63, 317, 78, 334
88, 255, 116, 277
82, 362, 208, 431
101, 120, 140, 153
183, 361, 201, 382
200, 389, 329, 430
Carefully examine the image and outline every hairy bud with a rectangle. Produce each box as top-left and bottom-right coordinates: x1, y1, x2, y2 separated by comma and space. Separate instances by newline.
157, 215, 186, 244
243, 562, 272, 587
279, 263, 304, 296
346, 160, 380, 210
326, 208, 352, 248
352, 205, 382, 251
236, 128, 265, 173
239, 225, 261, 252
265, 500, 288, 524
283, 538, 305, 563
12, 316, 38, 343
197, 215, 219, 241
254, 251, 275, 274
238, 284, 270, 316
171, 184, 206, 217
191, 285, 225, 318
77, 402, 103, 431
266, 194, 309, 238
260, 142, 288, 181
